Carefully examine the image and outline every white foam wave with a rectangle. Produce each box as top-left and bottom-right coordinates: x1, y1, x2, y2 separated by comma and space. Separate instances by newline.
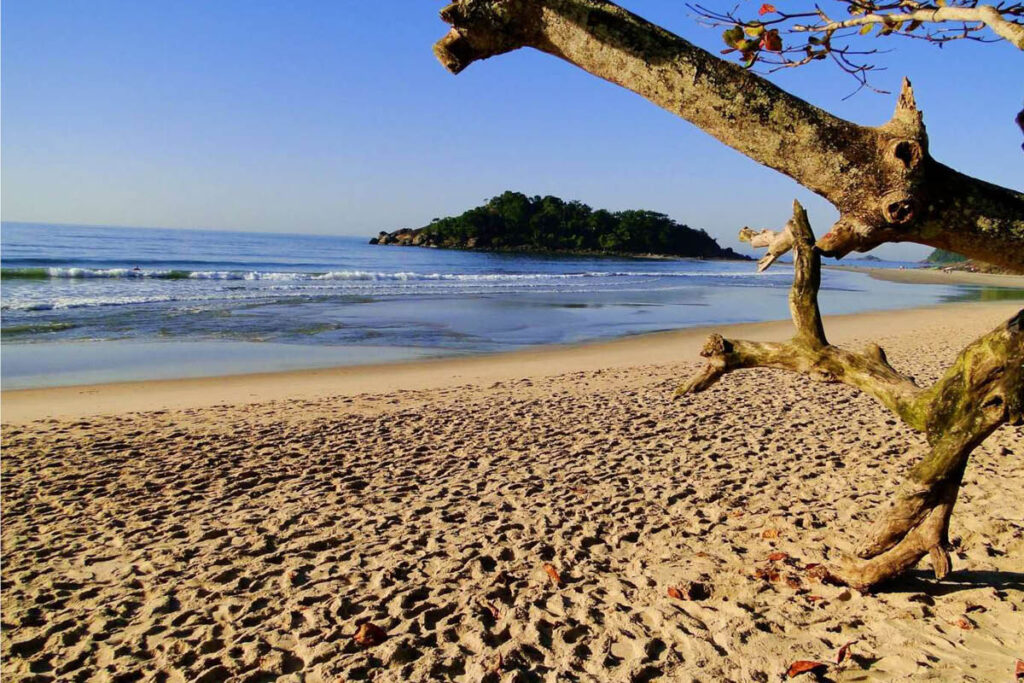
35, 267, 777, 282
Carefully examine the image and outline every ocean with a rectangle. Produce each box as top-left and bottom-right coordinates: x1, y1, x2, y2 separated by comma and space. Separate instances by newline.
1, 222, 1013, 389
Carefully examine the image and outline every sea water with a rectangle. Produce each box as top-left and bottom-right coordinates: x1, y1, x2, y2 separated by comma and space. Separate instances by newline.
1, 222, 1012, 388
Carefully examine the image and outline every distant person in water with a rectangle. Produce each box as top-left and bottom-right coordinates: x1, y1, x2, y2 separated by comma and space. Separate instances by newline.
133, 266, 141, 272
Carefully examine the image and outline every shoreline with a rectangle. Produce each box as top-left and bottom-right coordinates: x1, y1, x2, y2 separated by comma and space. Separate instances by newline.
3, 300, 1019, 424
832, 264, 1024, 288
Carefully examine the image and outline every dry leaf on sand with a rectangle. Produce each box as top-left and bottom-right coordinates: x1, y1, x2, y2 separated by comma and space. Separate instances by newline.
353, 622, 387, 648
786, 660, 828, 678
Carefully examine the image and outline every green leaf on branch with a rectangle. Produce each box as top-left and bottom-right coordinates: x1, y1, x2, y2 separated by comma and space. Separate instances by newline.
722, 26, 745, 48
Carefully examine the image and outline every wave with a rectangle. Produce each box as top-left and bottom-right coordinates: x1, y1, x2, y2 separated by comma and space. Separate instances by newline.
1, 266, 785, 282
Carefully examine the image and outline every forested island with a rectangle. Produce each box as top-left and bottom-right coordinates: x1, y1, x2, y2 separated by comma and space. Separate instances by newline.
371, 191, 748, 259
925, 248, 968, 264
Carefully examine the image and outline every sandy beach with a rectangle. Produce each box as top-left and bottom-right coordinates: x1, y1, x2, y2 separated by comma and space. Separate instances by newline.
2, 300, 1023, 681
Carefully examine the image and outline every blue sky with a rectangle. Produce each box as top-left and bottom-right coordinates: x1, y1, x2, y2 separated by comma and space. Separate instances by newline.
2, 1, 1021, 258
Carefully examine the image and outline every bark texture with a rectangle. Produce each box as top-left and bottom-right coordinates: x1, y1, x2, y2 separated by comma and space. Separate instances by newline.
677, 201, 1024, 590
434, 0, 1024, 272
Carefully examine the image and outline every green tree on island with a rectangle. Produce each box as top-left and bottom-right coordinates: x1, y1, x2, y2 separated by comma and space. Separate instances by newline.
374, 191, 746, 258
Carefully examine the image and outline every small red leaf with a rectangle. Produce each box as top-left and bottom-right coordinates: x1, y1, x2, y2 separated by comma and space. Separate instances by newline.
759, 3, 777, 15
354, 622, 387, 648
667, 586, 684, 600
761, 28, 783, 52
768, 552, 789, 562
543, 563, 563, 585
787, 660, 828, 678
836, 640, 856, 664
1015, 659, 1024, 678
955, 617, 974, 630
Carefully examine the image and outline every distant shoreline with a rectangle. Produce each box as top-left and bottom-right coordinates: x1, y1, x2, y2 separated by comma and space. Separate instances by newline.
830, 265, 1024, 289
371, 241, 752, 262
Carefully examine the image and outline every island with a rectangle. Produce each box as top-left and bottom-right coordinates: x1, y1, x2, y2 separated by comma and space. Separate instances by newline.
370, 191, 748, 260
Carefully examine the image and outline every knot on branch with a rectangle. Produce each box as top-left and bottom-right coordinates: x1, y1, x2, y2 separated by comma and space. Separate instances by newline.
886, 139, 924, 173
880, 192, 920, 226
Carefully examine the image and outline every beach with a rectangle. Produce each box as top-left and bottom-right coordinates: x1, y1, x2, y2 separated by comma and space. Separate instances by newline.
2, 299, 1022, 681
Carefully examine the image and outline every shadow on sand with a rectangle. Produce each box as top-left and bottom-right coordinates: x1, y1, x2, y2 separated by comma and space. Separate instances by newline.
874, 568, 1024, 596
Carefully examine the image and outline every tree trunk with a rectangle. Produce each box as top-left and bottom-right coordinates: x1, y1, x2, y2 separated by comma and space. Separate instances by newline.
434, 0, 1024, 272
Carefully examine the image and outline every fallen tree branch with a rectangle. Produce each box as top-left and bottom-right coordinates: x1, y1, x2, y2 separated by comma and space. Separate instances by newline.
679, 200, 928, 431
678, 200, 1023, 590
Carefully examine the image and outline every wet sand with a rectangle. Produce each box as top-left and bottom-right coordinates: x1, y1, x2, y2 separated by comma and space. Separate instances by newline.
2, 301, 1022, 681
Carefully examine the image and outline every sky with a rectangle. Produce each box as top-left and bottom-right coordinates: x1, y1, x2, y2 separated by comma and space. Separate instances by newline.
2, 1, 1021, 259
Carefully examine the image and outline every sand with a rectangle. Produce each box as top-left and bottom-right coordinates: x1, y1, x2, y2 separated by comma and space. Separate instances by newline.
2, 301, 1022, 682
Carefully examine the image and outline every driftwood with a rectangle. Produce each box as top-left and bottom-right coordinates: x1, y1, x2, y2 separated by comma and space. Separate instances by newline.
677, 201, 1023, 590
431, 0, 1024, 589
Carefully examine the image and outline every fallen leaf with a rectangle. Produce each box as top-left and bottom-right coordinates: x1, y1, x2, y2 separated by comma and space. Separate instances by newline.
768, 552, 790, 562
353, 622, 387, 648
787, 660, 828, 678
667, 586, 684, 600
1015, 659, 1024, 678
955, 617, 974, 630
543, 563, 562, 585
785, 576, 802, 589
484, 602, 500, 619
836, 640, 857, 664
762, 528, 780, 539
805, 564, 831, 582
